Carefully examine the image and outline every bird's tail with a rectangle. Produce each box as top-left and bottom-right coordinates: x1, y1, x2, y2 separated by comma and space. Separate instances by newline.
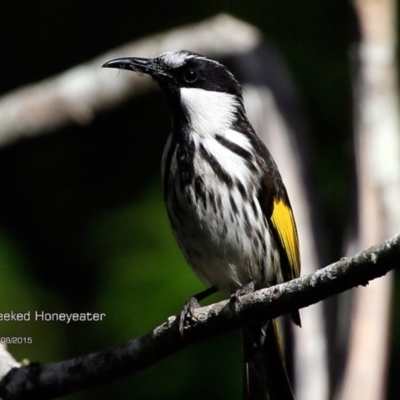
243, 318, 295, 400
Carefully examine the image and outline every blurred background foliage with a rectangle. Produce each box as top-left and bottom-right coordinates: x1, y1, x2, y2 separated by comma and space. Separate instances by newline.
0, 1, 398, 399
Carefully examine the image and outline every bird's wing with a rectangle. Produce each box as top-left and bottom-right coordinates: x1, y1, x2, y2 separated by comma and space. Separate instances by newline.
269, 197, 300, 281
254, 143, 300, 283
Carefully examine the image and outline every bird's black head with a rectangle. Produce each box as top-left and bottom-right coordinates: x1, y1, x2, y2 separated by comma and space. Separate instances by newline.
103, 50, 247, 134
102, 50, 243, 102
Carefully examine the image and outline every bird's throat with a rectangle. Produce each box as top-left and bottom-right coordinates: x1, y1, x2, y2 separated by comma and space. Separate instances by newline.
179, 88, 239, 138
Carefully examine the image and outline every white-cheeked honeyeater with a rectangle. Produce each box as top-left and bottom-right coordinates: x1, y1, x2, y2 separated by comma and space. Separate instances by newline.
103, 50, 301, 400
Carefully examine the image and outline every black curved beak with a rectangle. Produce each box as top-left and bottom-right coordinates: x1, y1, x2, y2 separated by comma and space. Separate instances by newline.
102, 57, 161, 77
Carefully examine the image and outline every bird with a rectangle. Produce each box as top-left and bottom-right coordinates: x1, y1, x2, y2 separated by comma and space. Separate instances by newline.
102, 50, 301, 400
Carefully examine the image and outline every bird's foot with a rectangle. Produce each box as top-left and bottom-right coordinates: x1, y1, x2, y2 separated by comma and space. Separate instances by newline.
178, 286, 217, 336
179, 297, 201, 336
229, 281, 255, 315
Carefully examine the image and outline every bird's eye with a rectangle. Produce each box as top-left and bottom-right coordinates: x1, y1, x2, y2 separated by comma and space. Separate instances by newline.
183, 69, 198, 83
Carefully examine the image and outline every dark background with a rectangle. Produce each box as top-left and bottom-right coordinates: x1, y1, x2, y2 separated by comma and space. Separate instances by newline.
0, 1, 398, 399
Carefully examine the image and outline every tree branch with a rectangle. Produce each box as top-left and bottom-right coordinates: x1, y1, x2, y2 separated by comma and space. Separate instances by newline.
0, 14, 261, 147
0, 234, 399, 400
339, 1, 400, 399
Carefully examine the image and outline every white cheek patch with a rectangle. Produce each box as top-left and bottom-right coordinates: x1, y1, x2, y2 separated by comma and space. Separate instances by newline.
180, 88, 238, 137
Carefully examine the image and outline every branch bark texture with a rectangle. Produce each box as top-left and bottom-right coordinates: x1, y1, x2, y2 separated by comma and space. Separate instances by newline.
340, 1, 400, 399
0, 234, 399, 400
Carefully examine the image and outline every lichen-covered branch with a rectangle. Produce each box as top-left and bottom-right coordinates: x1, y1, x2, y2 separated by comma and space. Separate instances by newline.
0, 234, 399, 400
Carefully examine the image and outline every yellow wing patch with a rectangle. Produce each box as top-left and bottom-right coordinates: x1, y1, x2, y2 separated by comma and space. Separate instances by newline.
270, 198, 300, 279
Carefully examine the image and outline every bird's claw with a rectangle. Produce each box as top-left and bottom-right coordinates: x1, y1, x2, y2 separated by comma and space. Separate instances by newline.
229, 281, 255, 315
179, 297, 201, 336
